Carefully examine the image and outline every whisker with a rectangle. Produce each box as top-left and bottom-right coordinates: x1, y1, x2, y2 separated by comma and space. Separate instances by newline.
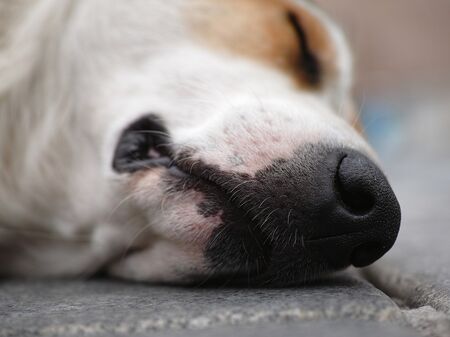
258, 197, 271, 209
189, 161, 199, 174
258, 208, 279, 230
251, 207, 270, 221
228, 180, 253, 201
237, 194, 253, 207
120, 217, 154, 259
107, 190, 144, 222
287, 209, 293, 227
352, 91, 367, 132
293, 229, 299, 246
129, 130, 171, 138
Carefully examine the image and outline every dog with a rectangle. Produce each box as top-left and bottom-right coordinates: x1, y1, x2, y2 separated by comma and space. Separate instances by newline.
0, 0, 400, 285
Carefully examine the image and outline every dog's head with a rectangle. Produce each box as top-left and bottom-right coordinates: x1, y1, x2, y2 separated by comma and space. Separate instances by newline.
70, 0, 401, 284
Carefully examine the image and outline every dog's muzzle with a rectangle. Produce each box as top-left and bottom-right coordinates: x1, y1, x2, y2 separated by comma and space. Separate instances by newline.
112, 117, 400, 285
194, 144, 401, 285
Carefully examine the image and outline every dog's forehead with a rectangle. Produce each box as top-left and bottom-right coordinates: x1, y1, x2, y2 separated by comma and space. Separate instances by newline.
183, 0, 336, 88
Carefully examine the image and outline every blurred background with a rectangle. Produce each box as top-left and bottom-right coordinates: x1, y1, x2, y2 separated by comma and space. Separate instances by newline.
317, 0, 450, 162
315, 1, 450, 266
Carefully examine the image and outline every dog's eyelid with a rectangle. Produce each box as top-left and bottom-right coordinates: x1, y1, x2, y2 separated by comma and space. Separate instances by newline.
286, 10, 322, 86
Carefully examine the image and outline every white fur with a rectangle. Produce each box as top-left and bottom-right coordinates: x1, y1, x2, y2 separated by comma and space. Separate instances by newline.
0, 0, 373, 282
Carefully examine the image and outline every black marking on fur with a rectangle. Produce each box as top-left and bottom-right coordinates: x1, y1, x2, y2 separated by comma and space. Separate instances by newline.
197, 199, 222, 218
166, 148, 334, 285
287, 11, 322, 86
164, 152, 272, 281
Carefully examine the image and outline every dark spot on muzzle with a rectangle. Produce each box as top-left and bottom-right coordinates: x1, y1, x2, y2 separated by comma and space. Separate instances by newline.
174, 144, 401, 286
167, 163, 273, 281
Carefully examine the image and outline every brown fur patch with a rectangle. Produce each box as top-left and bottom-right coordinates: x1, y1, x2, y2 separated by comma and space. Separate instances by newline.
184, 0, 336, 88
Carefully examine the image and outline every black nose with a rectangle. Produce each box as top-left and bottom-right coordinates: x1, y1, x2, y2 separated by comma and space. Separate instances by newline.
306, 149, 401, 269
203, 144, 401, 284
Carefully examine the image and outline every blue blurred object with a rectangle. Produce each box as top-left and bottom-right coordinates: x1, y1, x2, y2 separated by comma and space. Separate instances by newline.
360, 98, 403, 160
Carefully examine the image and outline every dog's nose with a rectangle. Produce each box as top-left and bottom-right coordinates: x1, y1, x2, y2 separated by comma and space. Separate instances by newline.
204, 145, 401, 283
306, 149, 401, 269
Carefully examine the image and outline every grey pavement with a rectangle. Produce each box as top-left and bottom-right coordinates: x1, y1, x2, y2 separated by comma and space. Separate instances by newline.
364, 155, 450, 337
0, 274, 414, 337
153, 321, 420, 337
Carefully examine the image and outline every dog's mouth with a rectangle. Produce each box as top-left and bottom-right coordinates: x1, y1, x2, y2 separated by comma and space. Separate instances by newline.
112, 115, 358, 286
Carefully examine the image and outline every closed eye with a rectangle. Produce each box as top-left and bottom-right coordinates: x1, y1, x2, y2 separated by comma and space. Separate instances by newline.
287, 11, 322, 86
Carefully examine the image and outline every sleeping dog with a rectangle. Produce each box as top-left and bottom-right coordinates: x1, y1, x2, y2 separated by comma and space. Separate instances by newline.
0, 0, 400, 285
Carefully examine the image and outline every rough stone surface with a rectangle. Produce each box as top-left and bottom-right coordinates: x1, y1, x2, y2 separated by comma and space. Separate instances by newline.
364, 156, 450, 337
402, 306, 450, 337
152, 321, 421, 337
0, 274, 406, 337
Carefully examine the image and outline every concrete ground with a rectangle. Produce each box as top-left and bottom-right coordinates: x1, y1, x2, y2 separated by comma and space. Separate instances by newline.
364, 154, 450, 337
0, 275, 415, 337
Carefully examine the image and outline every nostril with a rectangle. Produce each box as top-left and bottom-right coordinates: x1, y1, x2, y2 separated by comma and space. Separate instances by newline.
335, 155, 375, 215
350, 241, 386, 267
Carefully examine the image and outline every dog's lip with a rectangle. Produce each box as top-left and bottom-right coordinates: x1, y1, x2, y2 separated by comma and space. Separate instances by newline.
173, 152, 251, 193
167, 154, 215, 183
160, 154, 225, 194
305, 230, 363, 243
169, 157, 230, 196
122, 149, 189, 178
167, 164, 190, 178
116, 157, 173, 173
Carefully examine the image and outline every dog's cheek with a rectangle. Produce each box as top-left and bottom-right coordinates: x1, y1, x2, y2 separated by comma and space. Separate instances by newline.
151, 189, 223, 245
128, 169, 223, 245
